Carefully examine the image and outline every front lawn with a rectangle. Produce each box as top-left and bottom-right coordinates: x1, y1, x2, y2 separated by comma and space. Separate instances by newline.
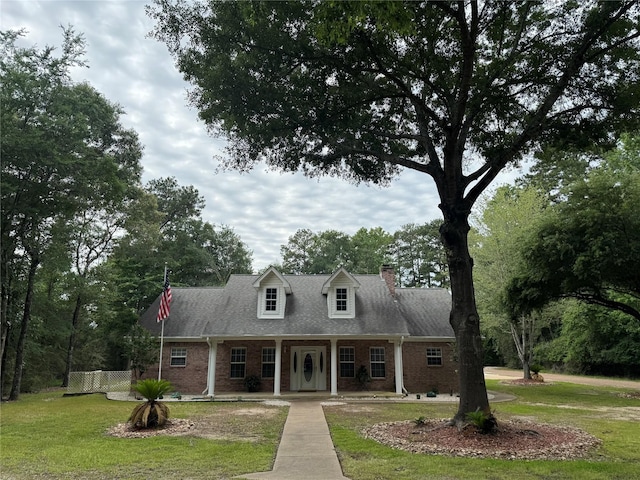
0, 392, 288, 479
325, 380, 640, 480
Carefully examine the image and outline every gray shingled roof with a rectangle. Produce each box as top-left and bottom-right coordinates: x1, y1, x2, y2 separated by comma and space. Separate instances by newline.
139, 273, 454, 339
395, 288, 454, 337
139, 287, 224, 337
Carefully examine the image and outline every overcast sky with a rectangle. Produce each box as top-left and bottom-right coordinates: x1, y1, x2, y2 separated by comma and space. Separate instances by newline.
3, 0, 525, 271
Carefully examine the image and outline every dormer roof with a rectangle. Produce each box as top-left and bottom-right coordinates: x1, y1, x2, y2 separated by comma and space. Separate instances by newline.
321, 267, 360, 295
252, 266, 292, 294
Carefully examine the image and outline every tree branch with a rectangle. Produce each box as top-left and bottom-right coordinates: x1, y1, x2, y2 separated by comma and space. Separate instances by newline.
564, 292, 640, 322
464, 2, 635, 207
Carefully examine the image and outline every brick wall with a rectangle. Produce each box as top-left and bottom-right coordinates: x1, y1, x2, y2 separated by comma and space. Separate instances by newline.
402, 342, 458, 394
215, 340, 281, 393
336, 340, 396, 391
141, 341, 209, 394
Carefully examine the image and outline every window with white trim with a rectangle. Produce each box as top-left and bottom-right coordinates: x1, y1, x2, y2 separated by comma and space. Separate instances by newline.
328, 286, 355, 317
322, 269, 359, 318
257, 284, 285, 318
262, 347, 276, 378
426, 347, 443, 366
339, 346, 355, 377
170, 347, 187, 367
265, 288, 277, 311
369, 347, 386, 378
230, 347, 246, 378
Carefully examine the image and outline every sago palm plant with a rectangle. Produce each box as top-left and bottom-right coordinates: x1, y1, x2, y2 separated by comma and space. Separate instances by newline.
128, 379, 172, 429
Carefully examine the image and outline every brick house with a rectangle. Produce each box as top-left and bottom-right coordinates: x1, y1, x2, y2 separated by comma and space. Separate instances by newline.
138, 266, 458, 396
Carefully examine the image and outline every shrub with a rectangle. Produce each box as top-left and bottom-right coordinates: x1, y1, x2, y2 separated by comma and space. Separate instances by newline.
244, 374, 261, 392
465, 409, 498, 434
530, 364, 543, 375
128, 379, 172, 429
355, 365, 371, 390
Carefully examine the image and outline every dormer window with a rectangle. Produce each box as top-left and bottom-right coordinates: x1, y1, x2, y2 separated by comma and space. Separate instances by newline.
322, 267, 360, 318
253, 266, 292, 319
265, 288, 278, 311
258, 285, 284, 317
328, 285, 354, 317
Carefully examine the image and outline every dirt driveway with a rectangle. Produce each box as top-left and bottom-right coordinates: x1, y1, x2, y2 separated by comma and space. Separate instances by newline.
484, 366, 640, 390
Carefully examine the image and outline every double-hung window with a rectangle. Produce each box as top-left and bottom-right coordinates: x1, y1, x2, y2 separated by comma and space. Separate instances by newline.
230, 347, 246, 378
170, 347, 187, 367
369, 347, 386, 378
262, 347, 276, 378
426, 347, 443, 366
336, 288, 348, 311
265, 288, 277, 311
339, 346, 355, 377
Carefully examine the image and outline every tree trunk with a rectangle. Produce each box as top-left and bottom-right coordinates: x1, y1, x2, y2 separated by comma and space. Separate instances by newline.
62, 294, 83, 388
0, 251, 14, 399
0, 290, 10, 399
8, 254, 39, 401
511, 316, 534, 379
0, 336, 9, 399
440, 214, 490, 426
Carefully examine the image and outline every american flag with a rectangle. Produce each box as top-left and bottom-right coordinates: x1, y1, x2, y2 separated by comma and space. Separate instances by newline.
156, 275, 172, 322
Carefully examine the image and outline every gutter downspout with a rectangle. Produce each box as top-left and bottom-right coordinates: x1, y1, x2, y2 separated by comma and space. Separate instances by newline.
203, 337, 217, 397
400, 336, 409, 395
202, 337, 211, 395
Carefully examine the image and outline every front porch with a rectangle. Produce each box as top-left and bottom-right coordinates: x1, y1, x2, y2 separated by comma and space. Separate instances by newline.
206, 337, 406, 397
146, 336, 458, 397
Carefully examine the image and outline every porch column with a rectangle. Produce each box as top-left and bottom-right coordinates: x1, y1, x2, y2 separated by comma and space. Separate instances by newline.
330, 338, 338, 396
394, 339, 404, 395
274, 338, 282, 396
206, 338, 218, 397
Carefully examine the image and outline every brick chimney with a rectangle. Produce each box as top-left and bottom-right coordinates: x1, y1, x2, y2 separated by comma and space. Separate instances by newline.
380, 264, 396, 296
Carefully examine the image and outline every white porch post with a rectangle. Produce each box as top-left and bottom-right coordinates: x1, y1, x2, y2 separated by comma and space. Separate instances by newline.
394, 339, 404, 395
274, 338, 282, 396
206, 338, 217, 397
330, 338, 338, 396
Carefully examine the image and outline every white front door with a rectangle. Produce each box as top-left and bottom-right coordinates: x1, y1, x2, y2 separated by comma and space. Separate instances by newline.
290, 346, 326, 391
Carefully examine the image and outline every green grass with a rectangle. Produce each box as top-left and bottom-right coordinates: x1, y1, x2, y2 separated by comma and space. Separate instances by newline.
325, 380, 640, 480
1, 382, 639, 479
0, 391, 288, 479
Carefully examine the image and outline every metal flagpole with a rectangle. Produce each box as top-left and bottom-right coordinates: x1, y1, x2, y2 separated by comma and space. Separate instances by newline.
158, 318, 165, 380
158, 264, 167, 381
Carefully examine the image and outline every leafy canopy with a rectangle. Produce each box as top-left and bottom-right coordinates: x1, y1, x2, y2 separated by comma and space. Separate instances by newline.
149, 1, 639, 203
506, 135, 640, 321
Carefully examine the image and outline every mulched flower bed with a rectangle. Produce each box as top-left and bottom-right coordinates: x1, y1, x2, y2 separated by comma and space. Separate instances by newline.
107, 419, 196, 438
363, 418, 602, 460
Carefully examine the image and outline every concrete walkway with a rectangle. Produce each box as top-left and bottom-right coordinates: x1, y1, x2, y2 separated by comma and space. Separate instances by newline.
237, 401, 350, 480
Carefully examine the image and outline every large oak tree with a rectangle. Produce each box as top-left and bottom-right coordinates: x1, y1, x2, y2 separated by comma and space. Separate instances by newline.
148, 0, 639, 424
